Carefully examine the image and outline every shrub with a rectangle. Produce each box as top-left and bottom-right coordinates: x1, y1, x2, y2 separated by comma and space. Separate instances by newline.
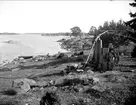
1, 88, 17, 96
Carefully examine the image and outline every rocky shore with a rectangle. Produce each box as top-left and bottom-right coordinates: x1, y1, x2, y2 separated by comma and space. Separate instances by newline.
0, 47, 136, 105
0, 35, 136, 105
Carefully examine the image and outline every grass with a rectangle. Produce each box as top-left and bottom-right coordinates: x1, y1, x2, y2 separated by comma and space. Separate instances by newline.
0, 56, 136, 105
0, 100, 20, 105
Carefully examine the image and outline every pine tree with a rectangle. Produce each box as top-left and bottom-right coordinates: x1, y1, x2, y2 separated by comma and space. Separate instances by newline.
125, 0, 136, 39
125, 0, 136, 57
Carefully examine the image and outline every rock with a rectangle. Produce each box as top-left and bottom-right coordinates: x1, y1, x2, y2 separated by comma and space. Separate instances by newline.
91, 85, 105, 92
12, 78, 36, 94
47, 80, 55, 86
115, 76, 126, 83
92, 77, 100, 84
54, 77, 65, 86
77, 63, 84, 68
12, 68, 20, 72
79, 74, 88, 79
76, 69, 84, 72
56, 53, 65, 59
68, 72, 76, 76
78, 87, 84, 92
31, 81, 48, 87
49, 80, 55, 85
73, 63, 78, 68
23, 78, 36, 84
13, 80, 30, 94
87, 70, 94, 74
82, 86, 91, 92
105, 74, 117, 82
19, 59, 26, 63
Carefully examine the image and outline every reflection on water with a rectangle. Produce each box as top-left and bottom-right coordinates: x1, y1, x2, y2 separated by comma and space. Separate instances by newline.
0, 34, 67, 63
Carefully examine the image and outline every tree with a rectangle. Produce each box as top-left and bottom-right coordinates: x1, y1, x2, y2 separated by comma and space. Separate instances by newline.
91, 19, 129, 48
88, 26, 97, 35
109, 20, 117, 30
102, 21, 109, 30
70, 26, 82, 36
126, 0, 136, 32
125, 0, 136, 57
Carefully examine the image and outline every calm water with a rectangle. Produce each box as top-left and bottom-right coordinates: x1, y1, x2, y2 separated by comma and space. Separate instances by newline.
0, 34, 68, 63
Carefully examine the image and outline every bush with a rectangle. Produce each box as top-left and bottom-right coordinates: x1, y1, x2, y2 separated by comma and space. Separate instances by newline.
40, 91, 61, 105
1, 88, 17, 96
131, 46, 136, 57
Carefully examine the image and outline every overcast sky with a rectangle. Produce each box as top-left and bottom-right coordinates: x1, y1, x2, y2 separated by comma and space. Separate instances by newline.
0, 0, 135, 33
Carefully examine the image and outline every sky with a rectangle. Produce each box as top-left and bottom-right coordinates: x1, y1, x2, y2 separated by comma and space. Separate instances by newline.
0, 0, 135, 33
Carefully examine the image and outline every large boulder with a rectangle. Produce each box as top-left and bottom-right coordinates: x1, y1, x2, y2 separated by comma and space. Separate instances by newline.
12, 78, 36, 94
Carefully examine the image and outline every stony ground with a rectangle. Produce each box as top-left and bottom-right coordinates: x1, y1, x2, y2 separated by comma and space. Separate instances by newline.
0, 56, 136, 105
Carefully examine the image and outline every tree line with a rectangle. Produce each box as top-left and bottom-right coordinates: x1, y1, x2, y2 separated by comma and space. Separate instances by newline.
70, 0, 136, 57
70, 20, 130, 48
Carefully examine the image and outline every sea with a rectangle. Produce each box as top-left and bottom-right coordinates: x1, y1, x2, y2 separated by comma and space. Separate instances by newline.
0, 34, 68, 64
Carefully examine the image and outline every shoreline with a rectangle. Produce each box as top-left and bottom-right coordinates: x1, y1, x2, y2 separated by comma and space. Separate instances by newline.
0, 35, 68, 65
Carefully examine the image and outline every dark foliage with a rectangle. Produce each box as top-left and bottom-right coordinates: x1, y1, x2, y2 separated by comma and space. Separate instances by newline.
40, 91, 60, 105
85, 88, 101, 99
94, 20, 129, 48
124, 96, 136, 105
124, 85, 136, 105
125, 0, 136, 57
131, 46, 136, 57
0, 89, 17, 96
70, 26, 82, 36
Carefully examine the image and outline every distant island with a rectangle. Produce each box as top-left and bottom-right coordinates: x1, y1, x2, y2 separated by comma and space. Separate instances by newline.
0, 32, 72, 36
0, 32, 20, 35
41, 32, 71, 36
0, 32, 91, 36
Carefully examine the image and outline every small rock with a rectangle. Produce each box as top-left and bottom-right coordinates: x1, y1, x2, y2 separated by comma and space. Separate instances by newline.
74, 64, 78, 68
91, 82, 109, 92
32, 81, 48, 87
87, 70, 94, 74
12, 68, 20, 72
49, 80, 55, 86
23, 78, 36, 85
93, 77, 100, 84
40, 87, 44, 90
91, 85, 105, 92
76, 69, 84, 72
116, 76, 126, 83
68, 72, 76, 76
112, 103, 116, 105
78, 87, 83, 92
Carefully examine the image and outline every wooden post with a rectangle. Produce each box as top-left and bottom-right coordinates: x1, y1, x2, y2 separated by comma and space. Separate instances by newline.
93, 38, 102, 64
84, 31, 108, 67
101, 48, 109, 71
99, 39, 103, 69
